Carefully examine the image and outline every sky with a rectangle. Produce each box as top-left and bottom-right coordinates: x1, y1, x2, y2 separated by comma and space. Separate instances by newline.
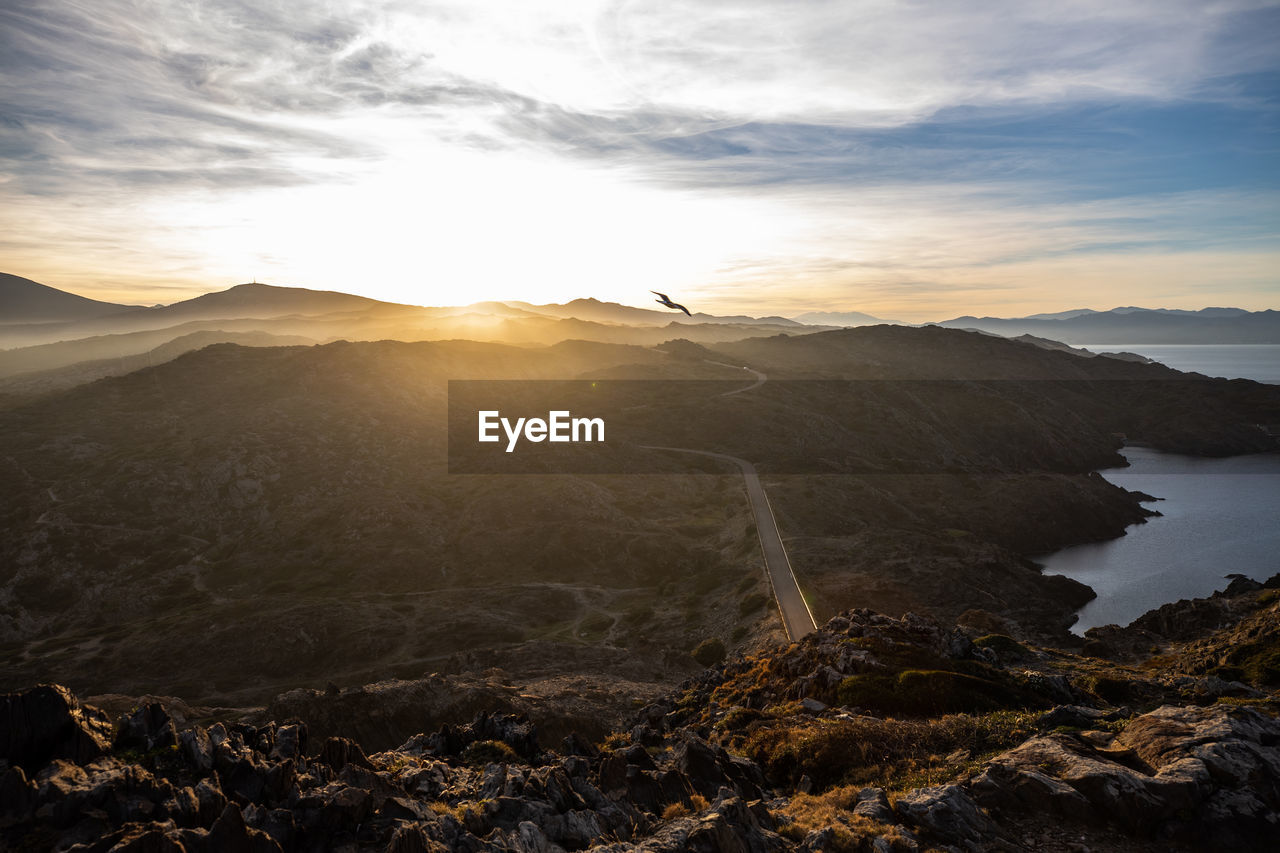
1, 0, 1277, 321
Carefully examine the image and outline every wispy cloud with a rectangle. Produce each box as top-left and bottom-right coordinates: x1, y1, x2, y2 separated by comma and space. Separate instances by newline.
0, 0, 1276, 314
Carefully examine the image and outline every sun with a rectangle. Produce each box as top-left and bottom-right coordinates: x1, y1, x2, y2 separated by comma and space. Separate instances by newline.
147, 141, 799, 309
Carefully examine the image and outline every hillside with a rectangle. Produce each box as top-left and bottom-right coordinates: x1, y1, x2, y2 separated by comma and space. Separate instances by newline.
1, 327, 1276, 708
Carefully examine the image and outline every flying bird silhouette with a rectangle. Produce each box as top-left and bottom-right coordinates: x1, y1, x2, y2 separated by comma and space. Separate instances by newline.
651, 291, 691, 316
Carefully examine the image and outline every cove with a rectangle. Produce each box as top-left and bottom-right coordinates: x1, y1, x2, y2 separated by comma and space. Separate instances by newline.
1040, 446, 1280, 635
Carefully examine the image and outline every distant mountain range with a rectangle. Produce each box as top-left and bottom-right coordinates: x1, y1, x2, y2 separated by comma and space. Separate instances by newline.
935, 306, 1279, 345
1, 274, 1275, 392
0, 275, 829, 385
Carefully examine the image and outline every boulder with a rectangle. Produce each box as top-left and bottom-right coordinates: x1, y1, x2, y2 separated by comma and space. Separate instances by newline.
894, 784, 997, 850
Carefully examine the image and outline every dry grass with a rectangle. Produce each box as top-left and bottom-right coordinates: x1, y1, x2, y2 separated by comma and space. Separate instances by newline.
661, 803, 690, 820
775, 786, 897, 851
660, 793, 710, 821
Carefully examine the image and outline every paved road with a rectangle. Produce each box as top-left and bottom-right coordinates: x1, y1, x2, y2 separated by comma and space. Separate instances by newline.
704, 360, 768, 396
643, 445, 818, 641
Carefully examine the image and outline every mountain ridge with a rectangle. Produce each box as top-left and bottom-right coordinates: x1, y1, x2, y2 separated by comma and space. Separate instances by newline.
0, 272, 139, 326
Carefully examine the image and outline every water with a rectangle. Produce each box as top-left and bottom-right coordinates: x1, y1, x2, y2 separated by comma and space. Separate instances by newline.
1040, 446, 1280, 634
1088, 344, 1280, 384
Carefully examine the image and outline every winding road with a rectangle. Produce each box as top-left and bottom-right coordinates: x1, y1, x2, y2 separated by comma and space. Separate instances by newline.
644, 359, 818, 641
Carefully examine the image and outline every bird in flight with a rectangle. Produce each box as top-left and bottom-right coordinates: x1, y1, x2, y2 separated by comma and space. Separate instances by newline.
651, 291, 692, 316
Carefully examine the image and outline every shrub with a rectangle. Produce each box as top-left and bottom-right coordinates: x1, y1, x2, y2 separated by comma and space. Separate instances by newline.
973, 634, 1029, 659
739, 592, 768, 616
461, 740, 518, 766
692, 637, 727, 667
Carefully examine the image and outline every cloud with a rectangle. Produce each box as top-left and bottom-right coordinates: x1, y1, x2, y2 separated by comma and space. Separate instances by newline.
0, 0, 1276, 313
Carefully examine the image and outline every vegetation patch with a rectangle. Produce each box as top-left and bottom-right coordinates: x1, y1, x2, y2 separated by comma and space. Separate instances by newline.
743, 710, 1038, 790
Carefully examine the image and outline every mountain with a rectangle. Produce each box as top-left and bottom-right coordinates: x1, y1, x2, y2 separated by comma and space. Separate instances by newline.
0, 272, 137, 326
790, 310, 903, 326
149, 281, 406, 320
1108, 306, 1249, 317
936, 307, 1280, 344
0, 280, 423, 349
1020, 308, 1099, 320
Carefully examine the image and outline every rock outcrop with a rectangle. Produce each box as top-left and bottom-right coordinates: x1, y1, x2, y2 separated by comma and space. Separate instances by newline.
3, 584, 1278, 852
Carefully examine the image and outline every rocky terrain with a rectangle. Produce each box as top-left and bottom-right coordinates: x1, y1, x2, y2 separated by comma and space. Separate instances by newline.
2, 576, 1278, 852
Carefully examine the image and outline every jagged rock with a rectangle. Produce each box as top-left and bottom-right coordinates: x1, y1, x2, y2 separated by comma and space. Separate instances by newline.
315, 736, 372, 772
194, 776, 228, 825
70, 821, 188, 853
269, 723, 307, 761
515, 819, 567, 853
114, 703, 178, 753
178, 726, 214, 773
0, 684, 112, 770
894, 784, 997, 850
207, 802, 282, 852
593, 791, 787, 852
1035, 704, 1125, 730
672, 735, 761, 801
387, 821, 449, 853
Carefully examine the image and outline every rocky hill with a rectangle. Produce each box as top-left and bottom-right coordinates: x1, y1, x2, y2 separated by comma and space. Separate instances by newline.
2, 577, 1277, 851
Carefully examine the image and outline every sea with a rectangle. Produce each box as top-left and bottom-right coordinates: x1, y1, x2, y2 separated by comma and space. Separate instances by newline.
1087, 343, 1280, 384
1039, 344, 1280, 633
